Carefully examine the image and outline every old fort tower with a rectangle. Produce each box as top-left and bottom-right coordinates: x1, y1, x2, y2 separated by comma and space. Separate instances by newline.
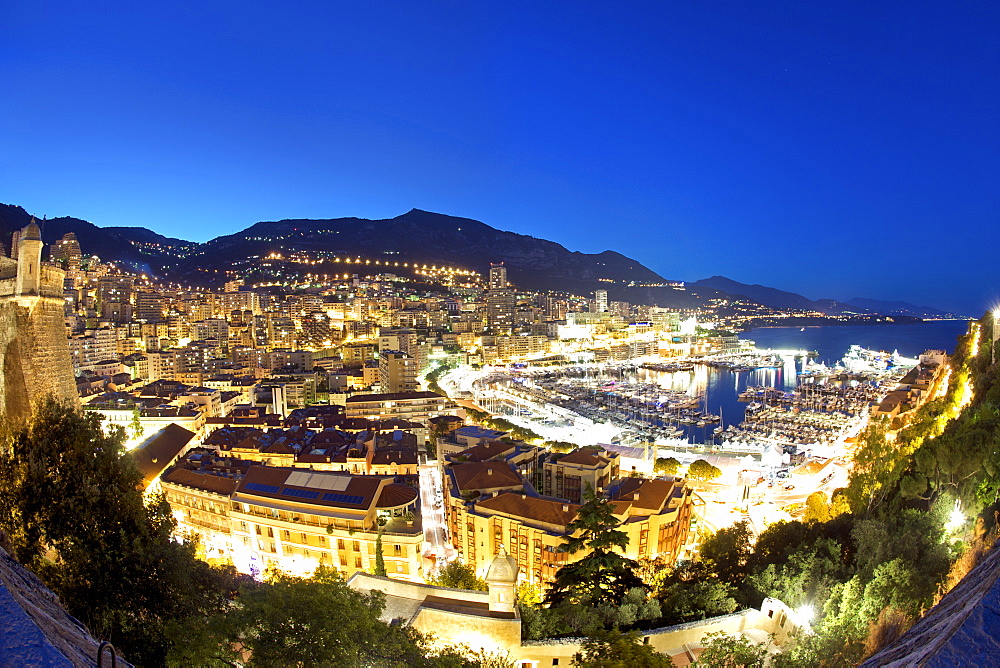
0, 220, 76, 422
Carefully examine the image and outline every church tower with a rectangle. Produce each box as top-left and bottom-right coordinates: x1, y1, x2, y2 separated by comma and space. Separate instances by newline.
15, 219, 43, 298
485, 544, 518, 614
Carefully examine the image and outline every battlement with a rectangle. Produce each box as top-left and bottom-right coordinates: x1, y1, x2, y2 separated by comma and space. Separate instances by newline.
39, 265, 65, 298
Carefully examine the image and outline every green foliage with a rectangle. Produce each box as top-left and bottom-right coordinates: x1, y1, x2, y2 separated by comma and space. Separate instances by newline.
699, 520, 753, 584
804, 491, 831, 523
544, 440, 577, 453
688, 458, 722, 481
428, 560, 489, 591
169, 567, 472, 667
375, 528, 387, 577
746, 536, 851, 611
693, 631, 771, 667
654, 457, 680, 476
464, 407, 543, 443
129, 405, 144, 441
0, 398, 240, 665
572, 627, 673, 667
546, 485, 643, 606
655, 561, 739, 625
424, 361, 457, 397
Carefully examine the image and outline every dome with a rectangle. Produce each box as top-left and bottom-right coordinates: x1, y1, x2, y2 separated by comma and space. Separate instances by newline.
22, 220, 41, 241
484, 544, 518, 584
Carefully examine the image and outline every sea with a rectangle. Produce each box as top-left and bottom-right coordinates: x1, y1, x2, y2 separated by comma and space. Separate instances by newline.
622, 320, 972, 441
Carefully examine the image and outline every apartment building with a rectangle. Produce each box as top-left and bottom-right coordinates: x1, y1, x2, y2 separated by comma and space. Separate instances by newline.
445, 475, 696, 588
378, 350, 418, 393
541, 446, 620, 504
162, 463, 423, 580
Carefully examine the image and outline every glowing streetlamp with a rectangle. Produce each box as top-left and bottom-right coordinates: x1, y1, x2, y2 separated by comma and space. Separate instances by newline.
945, 499, 965, 532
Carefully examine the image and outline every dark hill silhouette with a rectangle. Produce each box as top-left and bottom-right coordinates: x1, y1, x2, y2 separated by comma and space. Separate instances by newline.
0, 203, 957, 314
0, 204, 191, 271
182, 208, 705, 306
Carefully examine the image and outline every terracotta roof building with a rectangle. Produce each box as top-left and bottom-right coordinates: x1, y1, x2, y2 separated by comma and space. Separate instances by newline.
541, 445, 619, 504
131, 423, 196, 489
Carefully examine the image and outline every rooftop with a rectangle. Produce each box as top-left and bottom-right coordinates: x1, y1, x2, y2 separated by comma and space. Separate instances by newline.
475, 492, 580, 529
451, 461, 523, 492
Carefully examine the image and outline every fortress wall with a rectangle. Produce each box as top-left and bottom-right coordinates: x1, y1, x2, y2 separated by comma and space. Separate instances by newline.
0, 303, 28, 422
40, 266, 65, 297
17, 296, 78, 412
0, 257, 77, 423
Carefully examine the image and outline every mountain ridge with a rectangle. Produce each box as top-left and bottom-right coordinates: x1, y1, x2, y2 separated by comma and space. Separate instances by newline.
0, 203, 961, 315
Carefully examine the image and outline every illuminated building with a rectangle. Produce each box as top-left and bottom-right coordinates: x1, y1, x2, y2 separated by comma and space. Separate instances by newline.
345, 391, 459, 424
594, 289, 608, 313
445, 474, 696, 588
541, 446, 619, 504
488, 263, 508, 290
229, 466, 421, 578
164, 464, 423, 579
379, 350, 418, 393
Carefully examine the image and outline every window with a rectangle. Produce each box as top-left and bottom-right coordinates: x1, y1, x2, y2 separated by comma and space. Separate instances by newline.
353, 541, 360, 552
338, 539, 346, 550
394, 544, 403, 556
355, 557, 362, 569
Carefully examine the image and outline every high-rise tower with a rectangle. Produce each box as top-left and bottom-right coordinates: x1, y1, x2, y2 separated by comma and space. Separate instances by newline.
594, 289, 608, 313
489, 263, 508, 290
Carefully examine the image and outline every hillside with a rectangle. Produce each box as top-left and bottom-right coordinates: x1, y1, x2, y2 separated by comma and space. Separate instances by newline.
691, 276, 868, 316
0, 204, 193, 272
171, 208, 705, 306
0, 202, 957, 314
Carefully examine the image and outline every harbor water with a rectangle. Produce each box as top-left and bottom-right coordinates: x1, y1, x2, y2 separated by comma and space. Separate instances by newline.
623, 320, 971, 442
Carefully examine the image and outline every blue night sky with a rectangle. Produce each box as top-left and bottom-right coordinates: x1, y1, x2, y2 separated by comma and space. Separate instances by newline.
1, 2, 997, 315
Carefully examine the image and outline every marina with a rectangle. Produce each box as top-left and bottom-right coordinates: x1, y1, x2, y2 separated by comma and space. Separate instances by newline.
460, 344, 919, 463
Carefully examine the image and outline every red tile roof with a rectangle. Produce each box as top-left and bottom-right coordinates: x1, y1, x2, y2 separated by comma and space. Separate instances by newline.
558, 446, 613, 467
451, 461, 523, 492
456, 440, 516, 462
611, 477, 681, 512
161, 467, 241, 496
376, 483, 418, 509
475, 492, 580, 528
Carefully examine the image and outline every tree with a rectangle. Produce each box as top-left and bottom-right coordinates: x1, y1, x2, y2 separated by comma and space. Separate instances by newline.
375, 525, 387, 577
546, 484, 644, 606
0, 398, 239, 665
688, 459, 722, 481
694, 631, 770, 667
655, 561, 738, 625
172, 566, 473, 667
129, 405, 144, 442
572, 627, 673, 667
428, 560, 488, 591
654, 457, 680, 476
699, 521, 753, 584
804, 491, 831, 523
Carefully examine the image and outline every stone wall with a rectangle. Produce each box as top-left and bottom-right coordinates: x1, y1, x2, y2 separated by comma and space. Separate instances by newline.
0, 544, 126, 667
0, 293, 77, 423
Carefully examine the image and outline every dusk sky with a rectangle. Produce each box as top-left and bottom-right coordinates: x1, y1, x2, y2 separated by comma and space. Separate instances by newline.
2, 2, 996, 315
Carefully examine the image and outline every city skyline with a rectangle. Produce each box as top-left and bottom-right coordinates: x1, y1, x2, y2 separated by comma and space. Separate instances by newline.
2, 3, 996, 311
